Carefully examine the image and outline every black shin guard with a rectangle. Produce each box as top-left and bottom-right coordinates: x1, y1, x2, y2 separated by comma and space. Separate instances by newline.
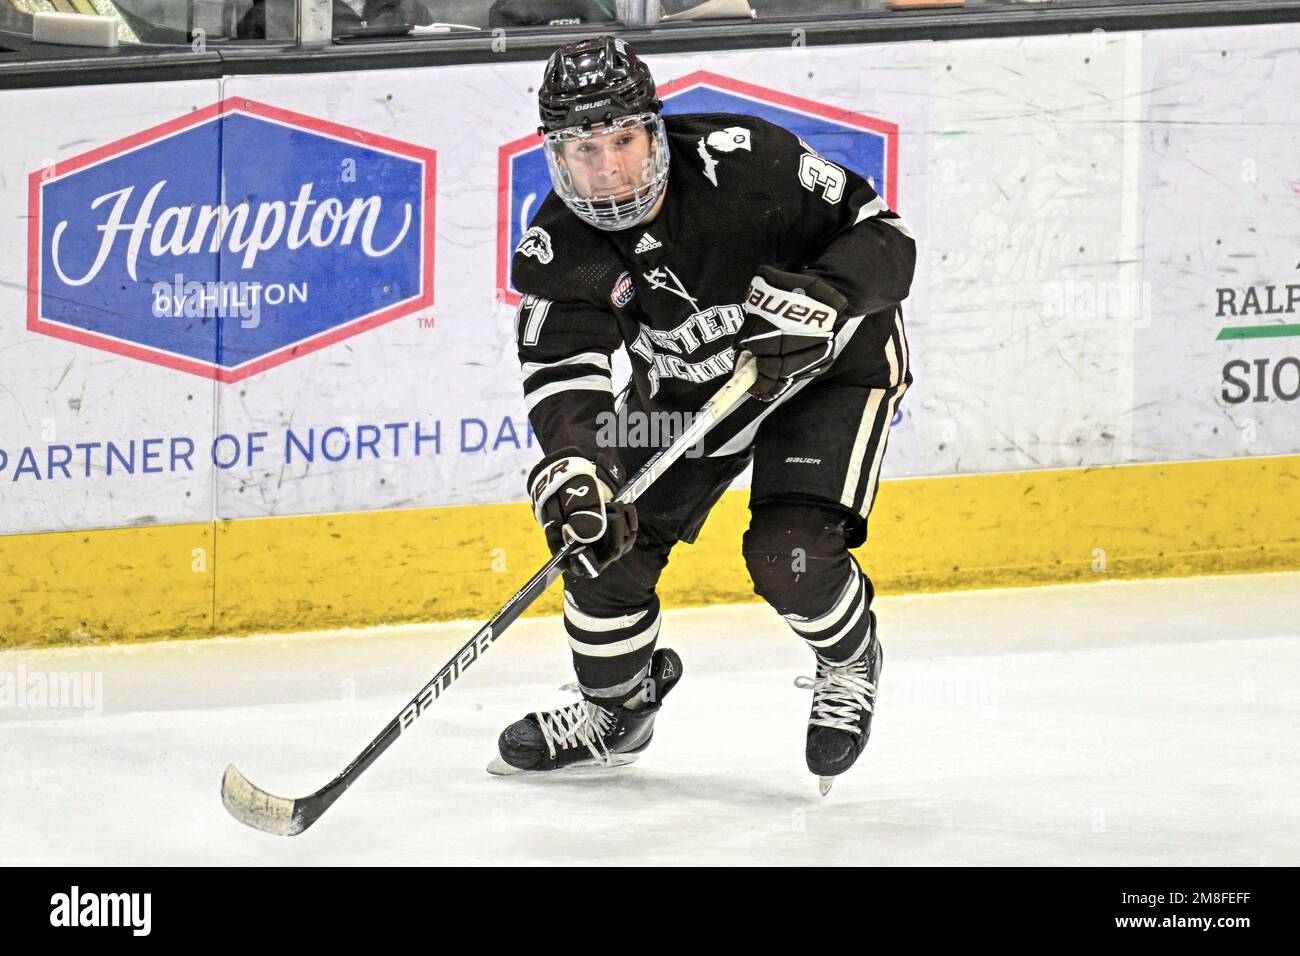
743, 501, 875, 663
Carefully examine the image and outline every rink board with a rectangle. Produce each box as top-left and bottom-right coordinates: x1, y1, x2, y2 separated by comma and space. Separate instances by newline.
3, 453, 1297, 647
4, 24, 1300, 645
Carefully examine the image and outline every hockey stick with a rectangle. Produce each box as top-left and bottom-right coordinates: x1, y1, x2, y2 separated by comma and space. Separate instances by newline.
221, 353, 757, 836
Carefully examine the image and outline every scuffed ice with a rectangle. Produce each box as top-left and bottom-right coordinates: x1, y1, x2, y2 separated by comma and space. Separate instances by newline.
2, 572, 1297, 865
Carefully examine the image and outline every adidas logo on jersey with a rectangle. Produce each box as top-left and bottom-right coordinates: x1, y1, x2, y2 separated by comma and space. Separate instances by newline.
634, 232, 662, 254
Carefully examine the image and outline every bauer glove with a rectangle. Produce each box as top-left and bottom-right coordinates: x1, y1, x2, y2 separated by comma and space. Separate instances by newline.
738, 266, 847, 402
528, 448, 638, 578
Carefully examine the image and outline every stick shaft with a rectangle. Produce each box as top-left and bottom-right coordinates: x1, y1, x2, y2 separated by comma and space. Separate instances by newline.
226, 356, 756, 833
395, 353, 754, 737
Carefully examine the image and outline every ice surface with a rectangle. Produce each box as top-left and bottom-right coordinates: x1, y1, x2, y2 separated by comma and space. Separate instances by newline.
2, 572, 1297, 865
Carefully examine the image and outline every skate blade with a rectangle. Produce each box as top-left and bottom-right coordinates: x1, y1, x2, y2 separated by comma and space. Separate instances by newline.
486, 753, 640, 776
818, 776, 834, 796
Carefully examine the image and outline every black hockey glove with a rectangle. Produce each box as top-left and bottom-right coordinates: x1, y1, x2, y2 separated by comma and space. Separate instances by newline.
528, 448, 638, 578
738, 266, 848, 402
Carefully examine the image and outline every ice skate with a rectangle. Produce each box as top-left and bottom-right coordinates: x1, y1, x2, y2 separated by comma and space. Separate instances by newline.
488, 647, 682, 775
794, 619, 882, 795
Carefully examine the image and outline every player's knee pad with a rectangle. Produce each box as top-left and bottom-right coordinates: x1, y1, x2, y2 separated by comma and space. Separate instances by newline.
743, 501, 857, 619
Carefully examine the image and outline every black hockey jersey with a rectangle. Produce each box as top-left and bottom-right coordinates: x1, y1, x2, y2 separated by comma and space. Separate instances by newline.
511, 113, 916, 462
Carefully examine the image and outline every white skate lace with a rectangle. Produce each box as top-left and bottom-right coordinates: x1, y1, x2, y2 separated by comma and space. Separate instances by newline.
793, 658, 877, 735
533, 698, 617, 765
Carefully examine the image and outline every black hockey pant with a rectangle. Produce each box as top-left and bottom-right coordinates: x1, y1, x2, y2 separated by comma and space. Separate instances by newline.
560, 308, 910, 706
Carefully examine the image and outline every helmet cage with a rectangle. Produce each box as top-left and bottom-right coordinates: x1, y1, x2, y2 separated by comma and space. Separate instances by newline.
543, 112, 670, 232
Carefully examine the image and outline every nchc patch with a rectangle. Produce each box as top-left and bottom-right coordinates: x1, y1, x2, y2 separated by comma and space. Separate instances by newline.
611, 271, 636, 308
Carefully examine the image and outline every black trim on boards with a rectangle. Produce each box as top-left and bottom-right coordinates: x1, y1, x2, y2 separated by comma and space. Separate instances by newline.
0, 0, 1299, 90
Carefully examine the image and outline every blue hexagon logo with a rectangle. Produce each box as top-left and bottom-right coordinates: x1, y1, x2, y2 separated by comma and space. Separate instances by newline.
28, 98, 436, 382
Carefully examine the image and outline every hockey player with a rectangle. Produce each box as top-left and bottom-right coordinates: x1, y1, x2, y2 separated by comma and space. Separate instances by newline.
492, 36, 915, 792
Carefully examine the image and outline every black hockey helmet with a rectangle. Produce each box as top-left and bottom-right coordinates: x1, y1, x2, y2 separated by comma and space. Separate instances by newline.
538, 36, 662, 133
535, 36, 670, 232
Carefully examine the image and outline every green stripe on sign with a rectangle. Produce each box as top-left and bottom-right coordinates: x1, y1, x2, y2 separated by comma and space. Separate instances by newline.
1216, 325, 1300, 340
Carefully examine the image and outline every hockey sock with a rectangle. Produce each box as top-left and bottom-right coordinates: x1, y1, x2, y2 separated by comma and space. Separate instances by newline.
562, 591, 661, 707
784, 560, 875, 664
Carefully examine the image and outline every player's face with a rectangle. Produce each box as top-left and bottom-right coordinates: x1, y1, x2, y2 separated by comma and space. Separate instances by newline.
543, 112, 669, 231
560, 125, 654, 201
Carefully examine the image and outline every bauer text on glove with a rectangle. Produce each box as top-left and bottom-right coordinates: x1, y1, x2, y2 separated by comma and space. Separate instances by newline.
738, 266, 848, 402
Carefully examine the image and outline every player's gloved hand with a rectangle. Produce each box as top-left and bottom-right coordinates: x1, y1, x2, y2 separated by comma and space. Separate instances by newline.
528, 448, 638, 578
739, 266, 848, 402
